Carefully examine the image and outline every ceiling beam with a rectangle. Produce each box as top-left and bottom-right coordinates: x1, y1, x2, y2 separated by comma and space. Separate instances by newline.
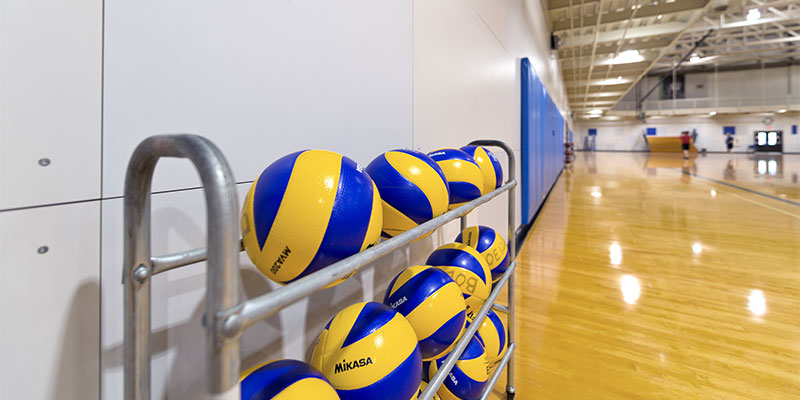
647, 59, 800, 75
607, 2, 714, 111
567, 83, 630, 93
549, 0, 598, 11
563, 22, 688, 47
559, 37, 675, 58
562, 61, 654, 75
685, 13, 800, 33
568, 91, 626, 98
664, 36, 800, 56
673, 24, 800, 47
553, 0, 710, 32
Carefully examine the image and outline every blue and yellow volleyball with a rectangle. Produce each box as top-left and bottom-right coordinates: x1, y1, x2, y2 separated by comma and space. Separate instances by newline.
240, 359, 339, 400
459, 146, 503, 195
426, 243, 492, 315
426, 335, 490, 400
416, 381, 442, 400
455, 226, 509, 283
241, 150, 382, 286
427, 149, 484, 210
365, 149, 450, 238
311, 302, 422, 400
383, 266, 467, 360
468, 309, 506, 371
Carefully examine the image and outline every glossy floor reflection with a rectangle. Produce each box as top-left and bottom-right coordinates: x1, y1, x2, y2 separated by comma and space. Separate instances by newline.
487, 152, 800, 399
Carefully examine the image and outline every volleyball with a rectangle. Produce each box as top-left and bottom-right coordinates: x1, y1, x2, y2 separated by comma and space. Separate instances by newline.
365, 149, 450, 238
460, 145, 503, 195
468, 309, 506, 370
455, 226, 509, 283
427, 148, 484, 210
311, 302, 422, 400
241, 150, 382, 286
239, 359, 339, 400
426, 243, 492, 315
383, 266, 467, 360
426, 335, 490, 400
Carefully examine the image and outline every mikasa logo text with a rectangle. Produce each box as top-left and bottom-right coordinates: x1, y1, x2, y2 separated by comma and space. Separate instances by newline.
390, 296, 407, 309
334, 357, 373, 373
270, 246, 292, 274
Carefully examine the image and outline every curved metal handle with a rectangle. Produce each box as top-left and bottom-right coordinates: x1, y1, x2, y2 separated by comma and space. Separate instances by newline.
122, 134, 241, 399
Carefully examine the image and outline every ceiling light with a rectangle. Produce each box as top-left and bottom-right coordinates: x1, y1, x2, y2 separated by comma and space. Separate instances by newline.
690, 55, 701, 63
611, 50, 644, 64
585, 114, 601, 118
617, 75, 623, 80
588, 109, 603, 115
657, 14, 663, 19
709, 111, 717, 116
747, 8, 761, 22
778, 109, 787, 113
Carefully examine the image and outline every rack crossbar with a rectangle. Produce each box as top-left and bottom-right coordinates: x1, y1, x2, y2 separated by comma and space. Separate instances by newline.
151, 240, 244, 275
492, 303, 510, 314
231, 181, 516, 334
479, 342, 517, 400
419, 260, 517, 400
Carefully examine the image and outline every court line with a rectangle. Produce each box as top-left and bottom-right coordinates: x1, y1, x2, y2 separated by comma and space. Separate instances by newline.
715, 188, 800, 220
670, 168, 800, 207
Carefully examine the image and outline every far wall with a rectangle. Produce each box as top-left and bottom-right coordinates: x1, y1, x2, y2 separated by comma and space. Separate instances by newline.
574, 114, 800, 153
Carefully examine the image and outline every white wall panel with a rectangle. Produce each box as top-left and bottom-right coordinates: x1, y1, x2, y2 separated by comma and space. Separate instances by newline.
102, 0, 412, 198
0, 202, 100, 400
100, 184, 434, 399
413, 0, 568, 237
0, 0, 102, 210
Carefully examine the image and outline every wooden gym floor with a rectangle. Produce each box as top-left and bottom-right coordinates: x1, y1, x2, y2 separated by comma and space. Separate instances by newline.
488, 152, 800, 399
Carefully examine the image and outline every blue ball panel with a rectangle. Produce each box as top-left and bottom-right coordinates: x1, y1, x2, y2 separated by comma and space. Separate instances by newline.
419, 310, 466, 358
488, 154, 503, 189
365, 153, 433, 223
475, 227, 493, 253
241, 360, 327, 400
342, 303, 395, 348
458, 334, 486, 361
394, 149, 449, 195
426, 249, 488, 285
336, 344, 422, 400
252, 151, 303, 249
428, 148, 471, 162
487, 311, 506, 351
448, 181, 482, 204
384, 269, 451, 315
434, 338, 486, 399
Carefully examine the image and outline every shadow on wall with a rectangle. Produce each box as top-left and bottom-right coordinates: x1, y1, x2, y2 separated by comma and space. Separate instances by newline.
102, 202, 443, 399
49, 279, 100, 400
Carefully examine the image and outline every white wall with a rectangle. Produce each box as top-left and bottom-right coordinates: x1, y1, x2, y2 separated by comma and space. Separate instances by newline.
0, 0, 568, 399
574, 114, 800, 153
0, 0, 102, 399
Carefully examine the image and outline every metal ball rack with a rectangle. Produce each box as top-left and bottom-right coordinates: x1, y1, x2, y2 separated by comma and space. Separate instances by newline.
122, 134, 518, 400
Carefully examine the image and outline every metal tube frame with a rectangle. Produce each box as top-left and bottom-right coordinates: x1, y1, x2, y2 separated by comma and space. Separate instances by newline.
122, 136, 518, 400
123, 134, 241, 400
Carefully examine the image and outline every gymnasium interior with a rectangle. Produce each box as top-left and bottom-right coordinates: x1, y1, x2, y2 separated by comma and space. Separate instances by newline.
1, 0, 798, 399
